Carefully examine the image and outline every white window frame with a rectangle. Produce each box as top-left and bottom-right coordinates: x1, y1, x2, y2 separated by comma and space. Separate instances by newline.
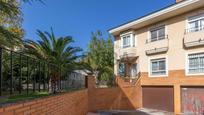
185, 51, 204, 76
120, 31, 136, 48
122, 35, 131, 48
148, 56, 168, 77
187, 13, 204, 33
148, 25, 166, 42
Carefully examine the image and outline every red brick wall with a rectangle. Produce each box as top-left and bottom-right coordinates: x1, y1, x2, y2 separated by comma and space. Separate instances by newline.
88, 76, 142, 112
0, 76, 143, 115
0, 90, 88, 115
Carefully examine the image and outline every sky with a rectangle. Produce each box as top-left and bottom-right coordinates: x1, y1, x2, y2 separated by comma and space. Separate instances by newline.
22, 0, 175, 51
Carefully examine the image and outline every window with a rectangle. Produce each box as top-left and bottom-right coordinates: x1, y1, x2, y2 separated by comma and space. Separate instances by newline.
118, 63, 125, 76
150, 26, 165, 42
122, 35, 131, 48
188, 14, 204, 33
188, 53, 204, 74
129, 64, 138, 78
120, 32, 135, 48
150, 58, 166, 76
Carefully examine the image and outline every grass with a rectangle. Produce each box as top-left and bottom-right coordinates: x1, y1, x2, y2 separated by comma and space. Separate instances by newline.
0, 92, 49, 104
0, 87, 85, 104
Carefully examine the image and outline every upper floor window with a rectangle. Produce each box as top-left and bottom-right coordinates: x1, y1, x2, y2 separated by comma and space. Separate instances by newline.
150, 58, 166, 76
187, 14, 204, 33
150, 26, 165, 42
120, 32, 135, 48
122, 35, 131, 48
188, 52, 204, 74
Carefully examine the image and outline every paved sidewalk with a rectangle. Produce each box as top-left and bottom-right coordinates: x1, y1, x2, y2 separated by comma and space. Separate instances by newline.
87, 108, 174, 115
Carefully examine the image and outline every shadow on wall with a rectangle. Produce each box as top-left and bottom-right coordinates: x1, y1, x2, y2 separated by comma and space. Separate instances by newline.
87, 75, 142, 112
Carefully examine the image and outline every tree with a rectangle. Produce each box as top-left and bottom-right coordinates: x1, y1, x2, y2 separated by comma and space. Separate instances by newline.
0, 0, 43, 48
0, 0, 23, 48
24, 29, 82, 93
83, 30, 114, 86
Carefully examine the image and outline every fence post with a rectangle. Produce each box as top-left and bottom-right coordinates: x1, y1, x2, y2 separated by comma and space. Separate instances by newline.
0, 48, 3, 96
10, 51, 13, 95
85, 76, 88, 88
59, 66, 61, 90
33, 59, 36, 92
19, 54, 22, 94
43, 62, 45, 91
27, 57, 29, 95
38, 61, 41, 92
47, 63, 49, 92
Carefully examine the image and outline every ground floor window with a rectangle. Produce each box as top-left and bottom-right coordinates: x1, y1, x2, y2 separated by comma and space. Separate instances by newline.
118, 63, 138, 77
118, 63, 125, 76
188, 52, 204, 74
129, 64, 138, 78
150, 58, 166, 76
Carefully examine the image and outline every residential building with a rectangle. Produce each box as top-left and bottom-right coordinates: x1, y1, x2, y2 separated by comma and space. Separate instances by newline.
109, 0, 204, 114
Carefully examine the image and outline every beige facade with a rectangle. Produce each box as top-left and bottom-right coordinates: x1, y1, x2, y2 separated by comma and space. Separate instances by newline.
113, 5, 204, 76
110, 0, 204, 114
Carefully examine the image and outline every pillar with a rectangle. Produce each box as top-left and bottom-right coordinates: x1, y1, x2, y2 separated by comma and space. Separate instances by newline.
174, 84, 181, 114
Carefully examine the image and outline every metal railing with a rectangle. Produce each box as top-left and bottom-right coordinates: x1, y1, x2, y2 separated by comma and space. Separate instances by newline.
185, 26, 204, 34
0, 47, 62, 96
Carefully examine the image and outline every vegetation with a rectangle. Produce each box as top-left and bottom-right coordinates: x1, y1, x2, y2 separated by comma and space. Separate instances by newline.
82, 31, 115, 87
0, 0, 23, 48
0, 92, 49, 103
24, 29, 82, 93
0, 0, 43, 48
0, 0, 115, 102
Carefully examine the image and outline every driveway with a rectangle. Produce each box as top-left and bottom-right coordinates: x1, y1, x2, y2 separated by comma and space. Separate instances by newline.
87, 108, 174, 115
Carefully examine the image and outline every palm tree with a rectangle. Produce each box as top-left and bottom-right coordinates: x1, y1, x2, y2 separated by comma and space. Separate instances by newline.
24, 29, 82, 93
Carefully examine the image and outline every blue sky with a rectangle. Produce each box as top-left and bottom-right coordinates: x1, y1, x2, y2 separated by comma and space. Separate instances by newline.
22, 0, 175, 51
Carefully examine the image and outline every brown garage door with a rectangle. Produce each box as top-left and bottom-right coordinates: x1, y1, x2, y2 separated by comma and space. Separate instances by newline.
142, 86, 174, 112
182, 87, 204, 115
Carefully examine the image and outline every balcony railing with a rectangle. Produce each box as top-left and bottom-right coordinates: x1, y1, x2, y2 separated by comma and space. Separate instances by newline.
145, 35, 169, 55
119, 71, 140, 79
185, 26, 204, 34
117, 46, 138, 62
184, 26, 204, 48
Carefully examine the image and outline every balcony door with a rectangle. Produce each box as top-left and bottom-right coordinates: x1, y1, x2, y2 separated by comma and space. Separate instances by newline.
129, 63, 138, 78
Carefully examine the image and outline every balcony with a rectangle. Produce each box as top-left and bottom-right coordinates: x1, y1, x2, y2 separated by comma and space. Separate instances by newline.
145, 36, 169, 55
184, 27, 204, 48
117, 47, 138, 62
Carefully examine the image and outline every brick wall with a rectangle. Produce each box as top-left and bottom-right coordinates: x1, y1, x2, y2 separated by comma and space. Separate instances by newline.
0, 76, 143, 115
88, 76, 142, 112
0, 89, 88, 115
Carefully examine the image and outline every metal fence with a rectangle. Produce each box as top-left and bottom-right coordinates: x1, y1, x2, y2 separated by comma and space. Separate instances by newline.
0, 47, 62, 96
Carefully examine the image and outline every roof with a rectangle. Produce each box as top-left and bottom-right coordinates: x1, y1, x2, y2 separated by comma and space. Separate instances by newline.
109, 0, 204, 35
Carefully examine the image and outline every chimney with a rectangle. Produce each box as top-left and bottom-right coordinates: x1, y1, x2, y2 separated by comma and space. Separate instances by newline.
176, 0, 183, 3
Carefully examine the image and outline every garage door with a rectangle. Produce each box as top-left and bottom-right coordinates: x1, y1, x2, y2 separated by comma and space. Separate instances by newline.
142, 86, 174, 112
182, 87, 204, 114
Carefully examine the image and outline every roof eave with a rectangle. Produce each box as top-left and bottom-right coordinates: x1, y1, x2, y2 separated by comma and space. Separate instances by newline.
109, 0, 203, 35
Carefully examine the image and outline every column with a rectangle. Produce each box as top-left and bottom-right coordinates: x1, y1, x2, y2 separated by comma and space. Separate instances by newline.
174, 84, 181, 114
